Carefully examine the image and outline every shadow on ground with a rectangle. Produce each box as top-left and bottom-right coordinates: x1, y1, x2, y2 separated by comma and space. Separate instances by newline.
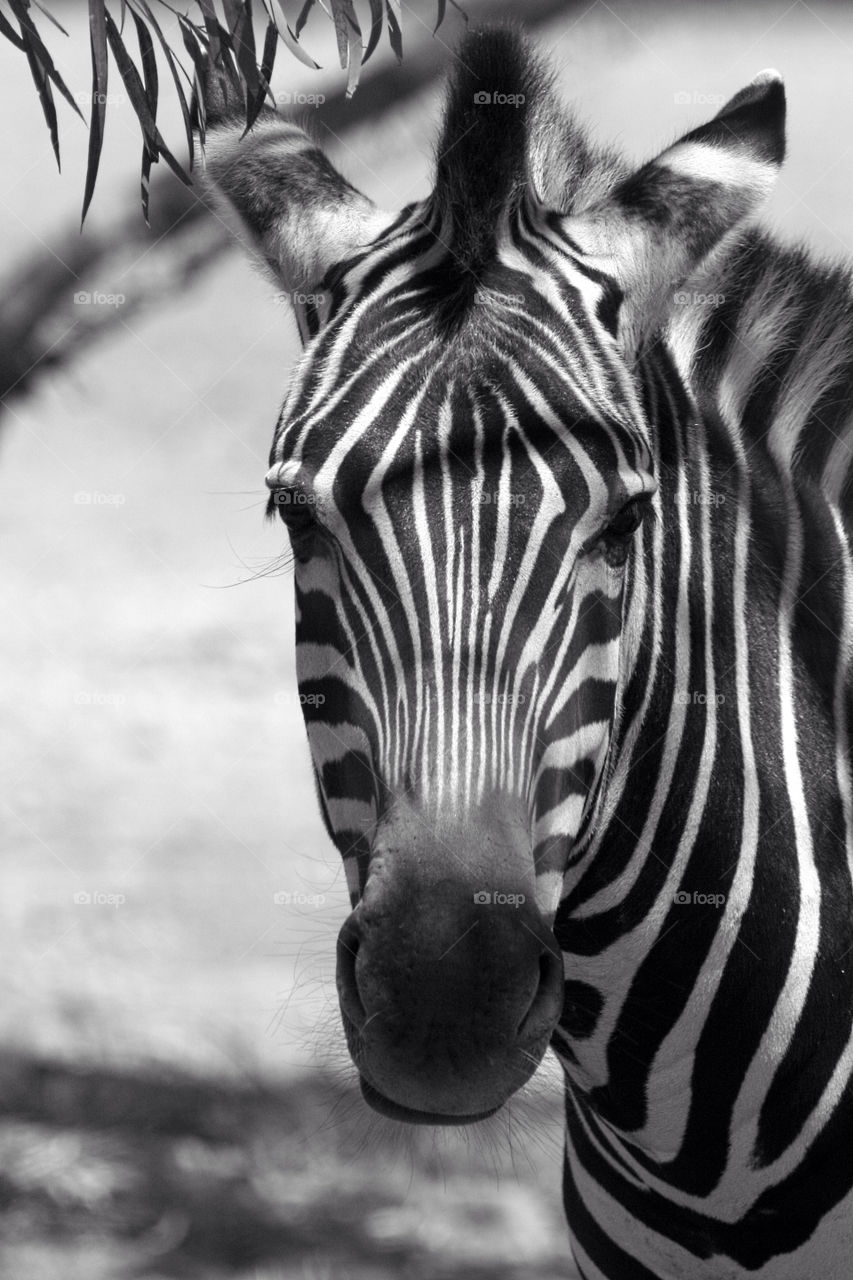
0, 1051, 573, 1279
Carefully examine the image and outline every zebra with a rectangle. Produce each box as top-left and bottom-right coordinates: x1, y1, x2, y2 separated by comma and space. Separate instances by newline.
200, 25, 853, 1280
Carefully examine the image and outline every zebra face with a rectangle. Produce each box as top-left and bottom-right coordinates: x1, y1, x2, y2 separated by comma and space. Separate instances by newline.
203, 28, 783, 1122
262, 248, 656, 1119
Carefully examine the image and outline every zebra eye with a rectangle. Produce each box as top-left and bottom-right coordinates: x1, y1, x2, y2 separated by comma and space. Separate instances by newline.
269, 486, 318, 532
600, 498, 648, 566
606, 500, 645, 540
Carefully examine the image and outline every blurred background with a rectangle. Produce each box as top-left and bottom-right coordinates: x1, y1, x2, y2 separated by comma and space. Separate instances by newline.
2, 1, 853, 1276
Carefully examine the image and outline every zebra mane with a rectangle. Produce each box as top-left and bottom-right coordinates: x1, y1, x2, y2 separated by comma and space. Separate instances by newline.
433, 25, 625, 274
673, 226, 853, 511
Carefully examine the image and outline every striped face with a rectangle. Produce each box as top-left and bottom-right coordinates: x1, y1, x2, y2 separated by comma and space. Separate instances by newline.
265, 200, 656, 916
259, 204, 656, 1121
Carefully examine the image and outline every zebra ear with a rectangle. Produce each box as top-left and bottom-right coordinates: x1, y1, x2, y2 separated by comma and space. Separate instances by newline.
561, 71, 786, 354
201, 102, 390, 329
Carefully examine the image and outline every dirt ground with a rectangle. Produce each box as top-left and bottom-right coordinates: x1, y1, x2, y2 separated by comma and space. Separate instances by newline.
2, 1, 853, 1276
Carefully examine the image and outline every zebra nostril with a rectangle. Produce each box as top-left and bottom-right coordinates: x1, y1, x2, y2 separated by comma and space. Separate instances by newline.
517, 944, 564, 1041
336, 917, 366, 1029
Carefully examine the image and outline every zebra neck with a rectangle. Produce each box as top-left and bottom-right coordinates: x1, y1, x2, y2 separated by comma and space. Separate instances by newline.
555, 272, 853, 1179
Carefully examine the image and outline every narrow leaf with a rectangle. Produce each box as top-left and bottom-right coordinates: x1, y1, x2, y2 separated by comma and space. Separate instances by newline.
81, 0, 108, 224
363, 0, 382, 62
246, 15, 277, 131
329, 0, 362, 96
132, 7, 158, 109
272, 0, 320, 69
177, 16, 208, 82
177, 13, 211, 139
22, 34, 60, 168
132, 8, 158, 223
196, 0, 221, 64
258, 12, 278, 87
294, 0, 314, 38
433, 0, 445, 34
222, 0, 260, 121
0, 10, 27, 48
193, 67, 206, 145
31, 0, 69, 36
105, 12, 157, 149
385, 0, 402, 62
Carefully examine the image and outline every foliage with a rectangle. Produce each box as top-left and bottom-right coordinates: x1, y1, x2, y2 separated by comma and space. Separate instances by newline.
1, 0, 456, 223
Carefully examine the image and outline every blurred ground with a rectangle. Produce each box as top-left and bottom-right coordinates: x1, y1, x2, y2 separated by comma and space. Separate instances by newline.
2, 0, 853, 1276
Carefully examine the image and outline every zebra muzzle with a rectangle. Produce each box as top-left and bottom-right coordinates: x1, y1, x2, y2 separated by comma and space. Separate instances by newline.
335, 872, 564, 1122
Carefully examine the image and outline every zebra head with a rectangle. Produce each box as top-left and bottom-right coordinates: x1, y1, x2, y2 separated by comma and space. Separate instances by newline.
203, 28, 783, 1123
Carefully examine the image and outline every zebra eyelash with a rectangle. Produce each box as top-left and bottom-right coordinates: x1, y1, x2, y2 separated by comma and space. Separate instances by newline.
266, 484, 322, 534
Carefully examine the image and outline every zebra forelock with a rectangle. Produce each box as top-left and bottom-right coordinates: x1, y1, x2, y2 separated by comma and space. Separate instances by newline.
430, 26, 626, 317
433, 25, 538, 273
